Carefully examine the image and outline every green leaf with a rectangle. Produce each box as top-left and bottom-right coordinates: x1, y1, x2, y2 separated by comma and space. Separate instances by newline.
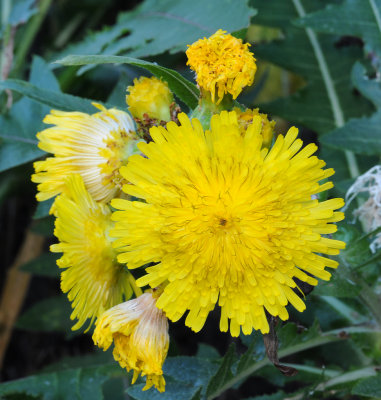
0, 56, 58, 172
2, 0, 38, 29
321, 62, 381, 154
56, 55, 199, 110
0, 362, 123, 400
252, 0, 371, 135
128, 379, 201, 400
352, 373, 381, 398
33, 199, 54, 219
20, 253, 59, 277
243, 392, 286, 400
16, 295, 74, 334
0, 79, 97, 113
54, 0, 256, 61
296, 0, 381, 57
164, 356, 218, 389
205, 344, 236, 399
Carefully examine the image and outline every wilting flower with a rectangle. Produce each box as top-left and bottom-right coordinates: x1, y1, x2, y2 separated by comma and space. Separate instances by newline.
111, 111, 345, 336
234, 107, 275, 148
51, 174, 133, 330
126, 76, 173, 122
186, 29, 257, 103
346, 165, 381, 252
93, 292, 169, 392
32, 103, 139, 205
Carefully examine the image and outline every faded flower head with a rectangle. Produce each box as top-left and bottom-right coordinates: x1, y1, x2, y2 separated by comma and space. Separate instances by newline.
126, 76, 173, 122
346, 165, 381, 252
51, 174, 133, 330
186, 29, 257, 104
32, 103, 139, 206
93, 292, 169, 392
110, 111, 345, 337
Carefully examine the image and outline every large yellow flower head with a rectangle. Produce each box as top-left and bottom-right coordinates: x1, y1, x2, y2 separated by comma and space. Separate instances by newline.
186, 29, 257, 104
51, 174, 133, 330
93, 292, 169, 392
126, 76, 173, 122
32, 103, 138, 205
110, 111, 345, 337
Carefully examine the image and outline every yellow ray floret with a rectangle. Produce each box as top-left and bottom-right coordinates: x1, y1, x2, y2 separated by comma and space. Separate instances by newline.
110, 111, 345, 337
126, 76, 173, 122
93, 292, 169, 392
186, 29, 257, 103
51, 174, 133, 330
32, 103, 139, 205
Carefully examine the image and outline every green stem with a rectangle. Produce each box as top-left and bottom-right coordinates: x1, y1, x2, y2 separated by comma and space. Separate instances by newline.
128, 273, 143, 298
207, 330, 343, 400
12, 0, 52, 78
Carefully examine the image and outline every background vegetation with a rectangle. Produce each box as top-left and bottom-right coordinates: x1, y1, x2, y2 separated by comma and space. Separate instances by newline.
0, 0, 380, 399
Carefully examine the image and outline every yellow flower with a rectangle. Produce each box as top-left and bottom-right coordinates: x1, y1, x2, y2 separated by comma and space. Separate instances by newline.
126, 76, 173, 122
234, 107, 275, 148
32, 103, 139, 205
186, 29, 257, 104
51, 174, 133, 330
111, 111, 345, 337
93, 292, 169, 392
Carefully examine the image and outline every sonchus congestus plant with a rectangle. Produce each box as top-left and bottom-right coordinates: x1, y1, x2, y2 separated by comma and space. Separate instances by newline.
31, 30, 345, 393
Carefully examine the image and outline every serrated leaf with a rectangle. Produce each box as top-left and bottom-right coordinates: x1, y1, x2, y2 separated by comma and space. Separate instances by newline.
54, 0, 256, 62
321, 62, 381, 154
252, 0, 371, 135
20, 253, 59, 277
0, 362, 123, 400
205, 344, 236, 399
297, 0, 381, 57
56, 55, 199, 110
0, 79, 97, 113
16, 295, 74, 334
352, 373, 381, 397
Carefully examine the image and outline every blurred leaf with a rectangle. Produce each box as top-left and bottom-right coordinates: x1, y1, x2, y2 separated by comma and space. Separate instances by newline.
0, 79, 97, 113
0, 56, 59, 172
352, 373, 381, 397
20, 252, 59, 277
0, 363, 123, 400
33, 199, 54, 219
205, 344, 236, 399
196, 343, 220, 360
321, 63, 381, 154
107, 71, 130, 109
243, 392, 286, 400
31, 215, 55, 236
0, 0, 38, 32
16, 295, 73, 334
296, 0, 381, 57
56, 55, 199, 110
55, 0, 256, 61
252, 0, 372, 134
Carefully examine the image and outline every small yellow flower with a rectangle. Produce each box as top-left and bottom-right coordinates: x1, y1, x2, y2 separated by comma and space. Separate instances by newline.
51, 174, 133, 330
32, 103, 139, 205
234, 107, 275, 148
111, 111, 345, 337
186, 29, 257, 104
126, 76, 173, 122
93, 292, 169, 392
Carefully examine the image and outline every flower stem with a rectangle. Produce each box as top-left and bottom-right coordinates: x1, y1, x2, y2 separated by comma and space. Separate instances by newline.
128, 273, 143, 298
